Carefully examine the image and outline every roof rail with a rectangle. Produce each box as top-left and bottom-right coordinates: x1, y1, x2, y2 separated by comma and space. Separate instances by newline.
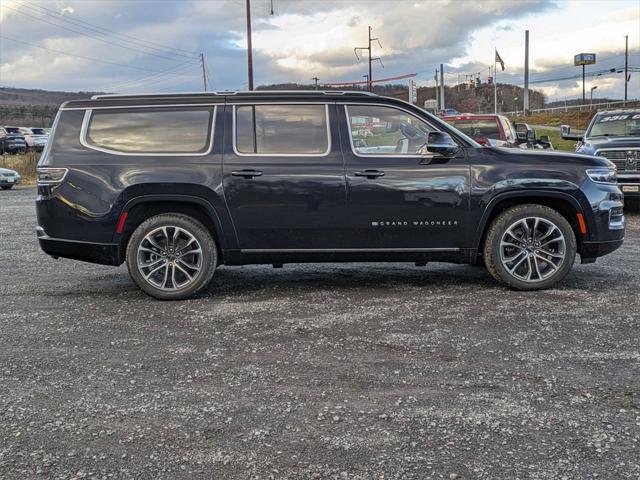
90, 90, 379, 100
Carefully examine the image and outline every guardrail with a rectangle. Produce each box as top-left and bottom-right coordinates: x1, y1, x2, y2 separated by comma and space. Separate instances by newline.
503, 99, 640, 116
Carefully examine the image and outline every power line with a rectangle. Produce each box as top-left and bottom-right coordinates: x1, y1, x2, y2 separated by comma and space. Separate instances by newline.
99, 59, 200, 91
16, 0, 198, 59
0, 35, 176, 73
2, 3, 199, 64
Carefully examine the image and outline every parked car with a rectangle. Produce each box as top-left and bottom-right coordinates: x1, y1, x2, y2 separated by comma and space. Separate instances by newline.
0, 126, 28, 154
443, 115, 553, 149
561, 109, 640, 200
0, 167, 21, 190
437, 108, 460, 117
36, 91, 624, 299
19, 127, 49, 151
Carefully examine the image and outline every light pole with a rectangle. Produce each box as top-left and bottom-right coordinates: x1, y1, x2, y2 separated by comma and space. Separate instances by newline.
246, 0, 254, 90
590, 85, 598, 105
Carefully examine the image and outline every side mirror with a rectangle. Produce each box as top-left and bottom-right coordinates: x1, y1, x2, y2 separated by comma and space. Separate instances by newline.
421, 131, 459, 156
560, 124, 583, 141
526, 129, 536, 142
539, 135, 550, 144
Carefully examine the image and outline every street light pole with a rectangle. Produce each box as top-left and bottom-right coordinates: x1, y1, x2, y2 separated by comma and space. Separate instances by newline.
590, 85, 598, 105
624, 35, 629, 103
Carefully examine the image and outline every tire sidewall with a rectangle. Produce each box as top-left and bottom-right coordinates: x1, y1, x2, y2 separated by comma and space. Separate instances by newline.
485, 205, 577, 290
126, 214, 217, 300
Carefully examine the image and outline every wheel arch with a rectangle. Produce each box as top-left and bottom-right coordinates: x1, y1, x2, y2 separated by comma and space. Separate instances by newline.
113, 195, 227, 265
474, 190, 586, 257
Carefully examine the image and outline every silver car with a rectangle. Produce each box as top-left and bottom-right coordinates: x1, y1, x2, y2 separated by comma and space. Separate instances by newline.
0, 167, 21, 190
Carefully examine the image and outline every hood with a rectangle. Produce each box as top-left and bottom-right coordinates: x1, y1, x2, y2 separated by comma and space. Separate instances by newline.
0, 167, 19, 175
585, 136, 640, 149
491, 146, 613, 168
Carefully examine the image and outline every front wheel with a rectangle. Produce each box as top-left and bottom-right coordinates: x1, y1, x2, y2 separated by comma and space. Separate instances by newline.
126, 213, 217, 300
483, 204, 577, 290
1, 185, 14, 190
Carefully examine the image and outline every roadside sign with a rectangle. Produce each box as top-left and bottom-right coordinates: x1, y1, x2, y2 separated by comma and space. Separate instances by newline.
574, 53, 596, 66
408, 80, 417, 104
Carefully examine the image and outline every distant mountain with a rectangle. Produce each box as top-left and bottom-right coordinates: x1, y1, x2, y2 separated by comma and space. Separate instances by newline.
0, 86, 104, 107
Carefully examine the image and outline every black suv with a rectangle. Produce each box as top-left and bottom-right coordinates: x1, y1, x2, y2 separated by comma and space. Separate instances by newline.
561, 110, 640, 200
36, 91, 625, 299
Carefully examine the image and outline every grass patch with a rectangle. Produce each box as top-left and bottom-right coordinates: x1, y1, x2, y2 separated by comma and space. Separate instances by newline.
0, 150, 40, 184
534, 128, 578, 152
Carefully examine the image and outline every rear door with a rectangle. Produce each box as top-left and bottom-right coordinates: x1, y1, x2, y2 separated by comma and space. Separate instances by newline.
340, 103, 470, 250
222, 102, 347, 250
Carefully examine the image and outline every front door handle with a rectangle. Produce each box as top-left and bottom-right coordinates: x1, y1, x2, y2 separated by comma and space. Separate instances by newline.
232, 169, 263, 178
354, 169, 385, 179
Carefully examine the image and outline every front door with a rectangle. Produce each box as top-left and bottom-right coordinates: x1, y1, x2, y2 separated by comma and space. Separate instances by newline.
341, 103, 470, 250
222, 102, 347, 250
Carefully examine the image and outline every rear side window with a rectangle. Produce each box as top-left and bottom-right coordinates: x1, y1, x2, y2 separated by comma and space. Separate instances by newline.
85, 108, 214, 154
235, 104, 329, 155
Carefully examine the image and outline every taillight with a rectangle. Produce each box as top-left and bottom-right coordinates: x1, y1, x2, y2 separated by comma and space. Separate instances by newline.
37, 167, 68, 185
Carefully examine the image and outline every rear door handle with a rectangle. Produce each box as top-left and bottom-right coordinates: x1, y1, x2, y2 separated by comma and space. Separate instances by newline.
231, 169, 263, 178
354, 170, 385, 179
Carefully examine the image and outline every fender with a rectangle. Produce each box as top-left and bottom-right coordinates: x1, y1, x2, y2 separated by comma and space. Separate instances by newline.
473, 189, 587, 249
113, 194, 230, 248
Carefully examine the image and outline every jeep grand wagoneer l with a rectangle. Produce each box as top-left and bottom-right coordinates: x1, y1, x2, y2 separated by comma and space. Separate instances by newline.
36, 91, 625, 299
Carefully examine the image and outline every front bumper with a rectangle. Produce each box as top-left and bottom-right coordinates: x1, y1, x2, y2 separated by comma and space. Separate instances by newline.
0, 175, 21, 186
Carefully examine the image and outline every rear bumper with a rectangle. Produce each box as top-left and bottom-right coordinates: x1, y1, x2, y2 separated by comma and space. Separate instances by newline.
37, 227, 120, 266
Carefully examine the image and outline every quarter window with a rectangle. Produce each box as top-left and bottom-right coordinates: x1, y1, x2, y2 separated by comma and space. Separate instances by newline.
86, 108, 214, 154
235, 104, 329, 155
345, 105, 434, 156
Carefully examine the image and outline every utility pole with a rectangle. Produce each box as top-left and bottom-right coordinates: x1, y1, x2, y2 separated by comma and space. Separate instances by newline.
624, 34, 629, 103
199, 53, 208, 92
439, 63, 445, 110
245, 0, 254, 90
434, 69, 439, 107
582, 64, 586, 104
311, 77, 319, 90
354, 26, 383, 92
523, 30, 529, 114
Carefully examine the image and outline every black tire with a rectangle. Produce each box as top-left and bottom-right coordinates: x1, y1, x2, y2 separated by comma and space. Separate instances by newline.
1, 185, 14, 190
126, 213, 217, 300
483, 204, 576, 290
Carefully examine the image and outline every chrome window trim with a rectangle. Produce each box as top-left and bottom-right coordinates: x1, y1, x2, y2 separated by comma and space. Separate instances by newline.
595, 147, 639, 153
232, 103, 331, 157
79, 106, 217, 157
342, 103, 439, 158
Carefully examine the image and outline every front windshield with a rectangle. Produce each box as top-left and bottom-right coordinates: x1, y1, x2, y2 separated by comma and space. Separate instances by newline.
444, 119, 501, 140
31, 128, 46, 135
589, 112, 640, 137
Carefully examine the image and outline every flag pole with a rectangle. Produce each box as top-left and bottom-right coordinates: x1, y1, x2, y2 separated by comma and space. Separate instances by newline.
494, 48, 498, 114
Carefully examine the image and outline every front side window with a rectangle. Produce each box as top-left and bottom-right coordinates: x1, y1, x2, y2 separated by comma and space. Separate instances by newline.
345, 105, 434, 156
86, 108, 214, 154
235, 104, 329, 155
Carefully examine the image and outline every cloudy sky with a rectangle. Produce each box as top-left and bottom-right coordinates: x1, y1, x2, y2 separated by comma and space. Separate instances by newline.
0, 0, 638, 101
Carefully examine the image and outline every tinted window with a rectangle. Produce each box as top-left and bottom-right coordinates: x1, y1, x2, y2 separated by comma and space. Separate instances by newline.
445, 119, 500, 140
235, 104, 329, 155
86, 108, 213, 154
345, 105, 434, 155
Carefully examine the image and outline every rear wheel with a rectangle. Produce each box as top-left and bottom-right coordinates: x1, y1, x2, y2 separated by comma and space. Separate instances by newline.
484, 204, 576, 290
1, 185, 13, 190
126, 213, 217, 300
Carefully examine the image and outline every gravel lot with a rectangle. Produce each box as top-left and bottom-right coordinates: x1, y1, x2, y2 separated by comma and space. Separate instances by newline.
1, 186, 639, 479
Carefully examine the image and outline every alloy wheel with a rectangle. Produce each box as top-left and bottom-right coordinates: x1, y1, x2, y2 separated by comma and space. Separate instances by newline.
499, 217, 566, 283
136, 226, 203, 290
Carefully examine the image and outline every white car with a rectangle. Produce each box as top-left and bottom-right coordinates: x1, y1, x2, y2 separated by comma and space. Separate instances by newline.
19, 127, 49, 151
0, 167, 21, 190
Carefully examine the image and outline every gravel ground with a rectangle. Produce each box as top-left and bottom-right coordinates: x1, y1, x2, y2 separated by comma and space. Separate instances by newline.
1, 186, 639, 480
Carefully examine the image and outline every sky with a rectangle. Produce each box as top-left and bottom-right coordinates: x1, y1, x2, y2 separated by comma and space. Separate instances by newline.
0, 0, 638, 102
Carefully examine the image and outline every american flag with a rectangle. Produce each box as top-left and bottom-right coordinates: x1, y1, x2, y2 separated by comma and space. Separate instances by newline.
495, 49, 505, 71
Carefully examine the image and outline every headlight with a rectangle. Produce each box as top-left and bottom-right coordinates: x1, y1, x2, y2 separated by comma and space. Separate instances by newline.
587, 167, 617, 184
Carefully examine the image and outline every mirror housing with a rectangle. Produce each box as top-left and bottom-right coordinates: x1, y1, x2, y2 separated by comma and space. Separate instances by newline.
526, 129, 536, 142
421, 131, 459, 156
514, 123, 528, 141
539, 135, 551, 144
560, 124, 583, 141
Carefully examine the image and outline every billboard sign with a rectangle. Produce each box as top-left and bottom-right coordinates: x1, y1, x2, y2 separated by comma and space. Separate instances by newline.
574, 53, 596, 66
